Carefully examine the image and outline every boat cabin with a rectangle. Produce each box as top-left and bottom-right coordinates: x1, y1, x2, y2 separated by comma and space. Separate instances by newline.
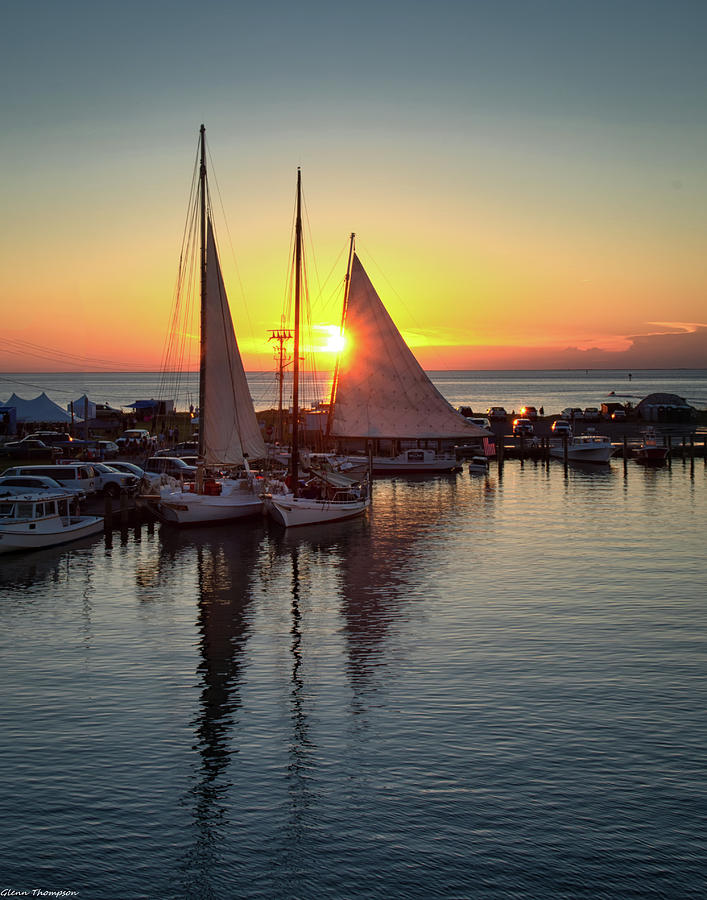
0, 492, 76, 527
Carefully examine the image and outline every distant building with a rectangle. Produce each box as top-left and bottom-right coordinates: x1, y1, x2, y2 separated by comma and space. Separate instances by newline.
635, 393, 695, 422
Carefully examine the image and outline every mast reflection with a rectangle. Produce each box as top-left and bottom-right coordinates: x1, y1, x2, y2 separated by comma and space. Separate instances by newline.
157, 526, 265, 896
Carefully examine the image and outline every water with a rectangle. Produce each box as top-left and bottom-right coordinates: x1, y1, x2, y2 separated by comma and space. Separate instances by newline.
1, 458, 705, 898
2, 368, 707, 415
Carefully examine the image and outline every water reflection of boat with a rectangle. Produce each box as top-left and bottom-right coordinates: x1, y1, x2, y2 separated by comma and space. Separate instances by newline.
156, 526, 265, 895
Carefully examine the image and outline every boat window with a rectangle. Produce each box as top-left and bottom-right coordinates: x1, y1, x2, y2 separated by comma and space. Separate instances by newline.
35, 502, 45, 517
0, 502, 15, 516
17, 502, 34, 518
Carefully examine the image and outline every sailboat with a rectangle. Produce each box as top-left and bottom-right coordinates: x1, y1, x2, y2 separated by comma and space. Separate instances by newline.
157, 126, 266, 525
325, 251, 488, 471
264, 171, 370, 528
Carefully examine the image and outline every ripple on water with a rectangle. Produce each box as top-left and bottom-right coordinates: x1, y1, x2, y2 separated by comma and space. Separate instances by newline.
0, 462, 705, 898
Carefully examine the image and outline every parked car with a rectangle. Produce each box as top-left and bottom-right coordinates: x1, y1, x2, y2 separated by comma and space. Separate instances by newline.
551, 419, 572, 435
96, 440, 120, 459
108, 461, 146, 479
512, 418, 534, 436
583, 407, 601, 421
172, 441, 199, 455
466, 417, 491, 430
486, 407, 508, 420
91, 462, 140, 497
143, 456, 198, 481
561, 407, 583, 419
116, 429, 151, 450
610, 409, 627, 420
0, 438, 62, 458
0, 474, 86, 500
1, 463, 98, 495
519, 406, 538, 420
25, 431, 75, 445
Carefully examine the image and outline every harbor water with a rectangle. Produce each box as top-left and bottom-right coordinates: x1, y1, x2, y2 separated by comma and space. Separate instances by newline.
1, 453, 705, 898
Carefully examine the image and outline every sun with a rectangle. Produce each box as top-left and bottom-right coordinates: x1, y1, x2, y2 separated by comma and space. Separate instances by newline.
318, 324, 346, 354
324, 332, 346, 354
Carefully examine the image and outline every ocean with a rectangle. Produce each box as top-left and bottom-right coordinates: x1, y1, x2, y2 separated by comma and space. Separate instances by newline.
2, 368, 707, 415
0, 372, 706, 898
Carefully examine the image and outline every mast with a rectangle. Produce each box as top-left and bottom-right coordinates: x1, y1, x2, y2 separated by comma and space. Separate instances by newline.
198, 124, 207, 461
291, 168, 302, 497
326, 232, 355, 436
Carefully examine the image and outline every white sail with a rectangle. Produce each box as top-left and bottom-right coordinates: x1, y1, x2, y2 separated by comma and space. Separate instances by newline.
201, 221, 266, 466
329, 255, 487, 439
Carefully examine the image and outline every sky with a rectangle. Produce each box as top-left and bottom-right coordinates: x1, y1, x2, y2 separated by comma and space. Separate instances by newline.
1, 0, 706, 373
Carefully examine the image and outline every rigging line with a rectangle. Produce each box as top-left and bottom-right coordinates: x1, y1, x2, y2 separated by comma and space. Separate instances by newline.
0, 375, 90, 396
205, 141, 257, 352
300, 187, 322, 303
0, 338, 152, 371
356, 239, 424, 331
158, 154, 200, 381
312, 242, 347, 320
282, 181, 298, 324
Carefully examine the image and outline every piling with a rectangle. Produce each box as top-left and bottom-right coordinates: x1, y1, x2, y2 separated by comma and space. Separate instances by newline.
120, 491, 129, 526
103, 494, 113, 533
623, 435, 628, 475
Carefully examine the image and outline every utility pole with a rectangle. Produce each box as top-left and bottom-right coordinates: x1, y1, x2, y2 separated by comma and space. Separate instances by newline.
268, 326, 293, 444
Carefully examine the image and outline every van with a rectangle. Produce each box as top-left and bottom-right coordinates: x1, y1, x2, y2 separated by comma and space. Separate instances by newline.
1, 464, 99, 495
143, 456, 197, 480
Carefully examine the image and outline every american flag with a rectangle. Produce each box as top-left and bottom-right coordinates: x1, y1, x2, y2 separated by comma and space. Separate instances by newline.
482, 436, 496, 457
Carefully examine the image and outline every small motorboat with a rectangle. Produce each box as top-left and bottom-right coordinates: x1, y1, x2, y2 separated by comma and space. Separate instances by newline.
549, 428, 614, 464
468, 456, 489, 474
634, 428, 669, 466
0, 491, 103, 553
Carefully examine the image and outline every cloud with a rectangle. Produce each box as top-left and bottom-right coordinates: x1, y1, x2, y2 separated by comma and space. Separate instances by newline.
413, 325, 707, 370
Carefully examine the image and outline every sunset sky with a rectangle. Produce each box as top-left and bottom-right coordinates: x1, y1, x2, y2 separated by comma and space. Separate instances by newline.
1, 0, 706, 372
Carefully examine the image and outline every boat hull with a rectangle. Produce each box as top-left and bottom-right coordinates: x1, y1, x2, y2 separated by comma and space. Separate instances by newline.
549, 434, 614, 464
634, 447, 669, 466
265, 494, 369, 528
549, 446, 614, 463
157, 481, 264, 524
0, 516, 104, 553
346, 454, 460, 474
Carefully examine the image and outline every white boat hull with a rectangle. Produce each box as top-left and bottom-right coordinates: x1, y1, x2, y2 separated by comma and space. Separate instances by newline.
158, 481, 263, 524
346, 453, 460, 474
549, 439, 614, 464
265, 494, 369, 528
0, 516, 103, 553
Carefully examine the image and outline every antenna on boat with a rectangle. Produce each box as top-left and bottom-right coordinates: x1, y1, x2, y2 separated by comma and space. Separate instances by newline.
326, 232, 355, 437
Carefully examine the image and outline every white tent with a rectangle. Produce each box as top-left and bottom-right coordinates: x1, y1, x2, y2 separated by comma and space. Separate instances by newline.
0, 392, 74, 424
68, 395, 96, 420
